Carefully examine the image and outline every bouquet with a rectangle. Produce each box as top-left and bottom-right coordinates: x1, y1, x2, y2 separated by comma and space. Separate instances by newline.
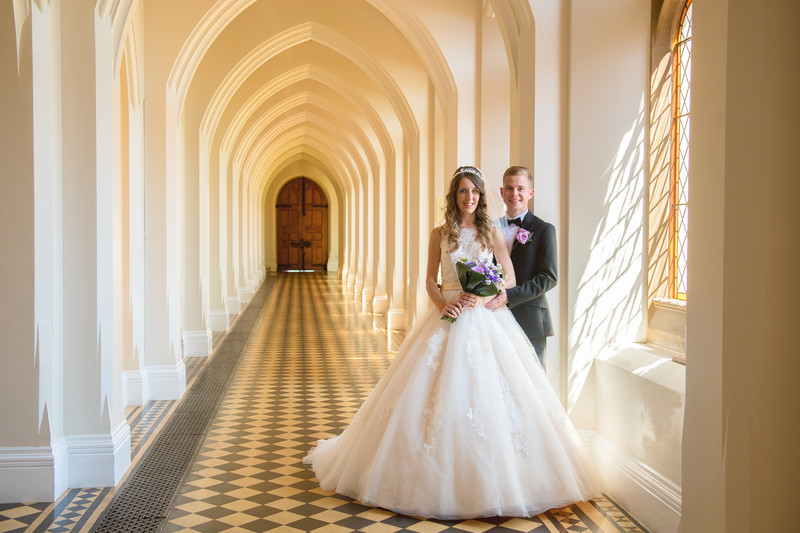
441, 258, 506, 323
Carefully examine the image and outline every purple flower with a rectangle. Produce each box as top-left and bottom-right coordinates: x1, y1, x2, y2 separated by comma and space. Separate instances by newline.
516, 228, 532, 245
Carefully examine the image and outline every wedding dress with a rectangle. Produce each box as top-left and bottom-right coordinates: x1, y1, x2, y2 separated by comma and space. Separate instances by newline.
304, 227, 598, 519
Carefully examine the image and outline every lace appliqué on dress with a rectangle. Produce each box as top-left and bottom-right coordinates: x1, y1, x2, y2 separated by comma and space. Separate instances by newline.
499, 375, 529, 455
465, 327, 490, 384
422, 387, 443, 455
467, 405, 486, 439
424, 326, 447, 371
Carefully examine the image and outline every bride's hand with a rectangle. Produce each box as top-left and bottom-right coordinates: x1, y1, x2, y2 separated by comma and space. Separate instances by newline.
457, 293, 486, 309
441, 300, 463, 320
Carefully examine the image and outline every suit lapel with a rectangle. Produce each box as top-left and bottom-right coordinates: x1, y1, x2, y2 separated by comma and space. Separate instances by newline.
522, 211, 535, 232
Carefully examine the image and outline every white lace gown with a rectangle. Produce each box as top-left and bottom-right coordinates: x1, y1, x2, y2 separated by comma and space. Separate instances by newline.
304, 228, 598, 519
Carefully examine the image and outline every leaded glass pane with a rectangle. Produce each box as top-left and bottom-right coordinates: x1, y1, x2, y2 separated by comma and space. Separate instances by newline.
671, 0, 691, 301
680, 4, 693, 42
676, 204, 689, 296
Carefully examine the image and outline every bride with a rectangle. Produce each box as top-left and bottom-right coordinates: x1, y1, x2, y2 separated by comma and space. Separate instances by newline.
304, 166, 598, 519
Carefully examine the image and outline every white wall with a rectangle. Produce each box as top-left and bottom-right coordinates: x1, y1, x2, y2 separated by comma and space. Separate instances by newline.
565, 2, 683, 531
567, 0, 649, 419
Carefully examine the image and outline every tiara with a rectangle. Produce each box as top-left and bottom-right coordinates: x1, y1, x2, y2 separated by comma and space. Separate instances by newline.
453, 165, 483, 179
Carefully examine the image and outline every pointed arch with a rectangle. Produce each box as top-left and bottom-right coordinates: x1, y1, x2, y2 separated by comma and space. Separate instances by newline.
200, 21, 417, 145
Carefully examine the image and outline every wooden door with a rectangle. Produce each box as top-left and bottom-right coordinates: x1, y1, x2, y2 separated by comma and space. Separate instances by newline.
276, 177, 328, 271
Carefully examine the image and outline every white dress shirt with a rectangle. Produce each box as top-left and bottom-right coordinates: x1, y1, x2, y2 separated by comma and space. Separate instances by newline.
502, 210, 529, 253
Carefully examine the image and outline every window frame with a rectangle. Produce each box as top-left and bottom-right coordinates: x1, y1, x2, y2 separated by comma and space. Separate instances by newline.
669, 0, 692, 302
647, 0, 693, 362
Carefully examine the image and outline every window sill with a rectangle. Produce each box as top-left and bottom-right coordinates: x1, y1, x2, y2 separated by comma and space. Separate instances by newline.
652, 297, 686, 311
596, 343, 686, 396
648, 298, 686, 356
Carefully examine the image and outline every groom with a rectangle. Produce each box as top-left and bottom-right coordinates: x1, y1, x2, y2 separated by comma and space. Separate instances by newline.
486, 166, 557, 368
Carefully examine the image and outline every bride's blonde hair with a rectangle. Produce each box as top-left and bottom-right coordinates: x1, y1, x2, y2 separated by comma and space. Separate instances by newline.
441, 166, 494, 252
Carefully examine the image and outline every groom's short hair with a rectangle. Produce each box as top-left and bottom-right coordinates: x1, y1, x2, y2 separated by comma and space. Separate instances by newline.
503, 166, 533, 187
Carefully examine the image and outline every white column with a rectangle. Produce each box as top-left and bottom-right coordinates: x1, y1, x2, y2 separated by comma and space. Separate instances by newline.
353, 177, 365, 297
372, 166, 389, 313
0, 1, 54, 504
165, 101, 185, 370
241, 178, 254, 292
232, 170, 249, 303
478, 6, 510, 179
127, 26, 146, 393
119, 43, 146, 407
405, 145, 426, 326
222, 156, 241, 319
204, 136, 227, 331
58, 2, 130, 488
142, 10, 185, 400
361, 168, 376, 312
530, 0, 564, 390
181, 110, 211, 357
345, 183, 357, 290
387, 153, 407, 330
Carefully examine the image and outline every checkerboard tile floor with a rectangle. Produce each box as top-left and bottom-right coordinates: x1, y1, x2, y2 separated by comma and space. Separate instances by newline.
0, 332, 217, 533
160, 273, 649, 533
0, 273, 650, 532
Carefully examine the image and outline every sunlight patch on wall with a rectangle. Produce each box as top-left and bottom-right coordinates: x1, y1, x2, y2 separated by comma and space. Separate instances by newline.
568, 96, 647, 412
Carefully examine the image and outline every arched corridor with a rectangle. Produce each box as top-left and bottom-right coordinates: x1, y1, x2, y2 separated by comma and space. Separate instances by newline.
1, 1, 799, 532
0, 273, 648, 532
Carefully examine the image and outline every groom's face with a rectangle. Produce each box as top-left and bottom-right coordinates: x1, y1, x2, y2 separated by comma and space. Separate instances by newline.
501, 174, 534, 217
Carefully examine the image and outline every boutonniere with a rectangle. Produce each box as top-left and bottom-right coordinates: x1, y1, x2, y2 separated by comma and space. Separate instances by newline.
512, 228, 532, 250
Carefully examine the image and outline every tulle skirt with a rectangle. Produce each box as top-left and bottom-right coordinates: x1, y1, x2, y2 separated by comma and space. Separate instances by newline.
303, 294, 598, 519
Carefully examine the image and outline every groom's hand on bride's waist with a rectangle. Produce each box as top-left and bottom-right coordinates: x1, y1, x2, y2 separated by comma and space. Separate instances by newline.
484, 289, 508, 311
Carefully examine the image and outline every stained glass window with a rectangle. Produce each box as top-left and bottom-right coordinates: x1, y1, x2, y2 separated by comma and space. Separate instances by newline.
671, 0, 691, 301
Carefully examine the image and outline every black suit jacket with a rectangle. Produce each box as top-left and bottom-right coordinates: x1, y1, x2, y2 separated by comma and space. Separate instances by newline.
505, 212, 557, 341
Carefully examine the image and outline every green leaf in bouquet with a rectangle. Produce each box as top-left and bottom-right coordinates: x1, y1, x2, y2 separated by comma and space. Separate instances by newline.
464, 271, 486, 292
456, 261, 469, 289
471, 278, 501, 297
461, 270, 500, 297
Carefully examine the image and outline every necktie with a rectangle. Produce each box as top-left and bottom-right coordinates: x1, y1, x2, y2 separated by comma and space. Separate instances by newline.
508, 217, 522, 227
